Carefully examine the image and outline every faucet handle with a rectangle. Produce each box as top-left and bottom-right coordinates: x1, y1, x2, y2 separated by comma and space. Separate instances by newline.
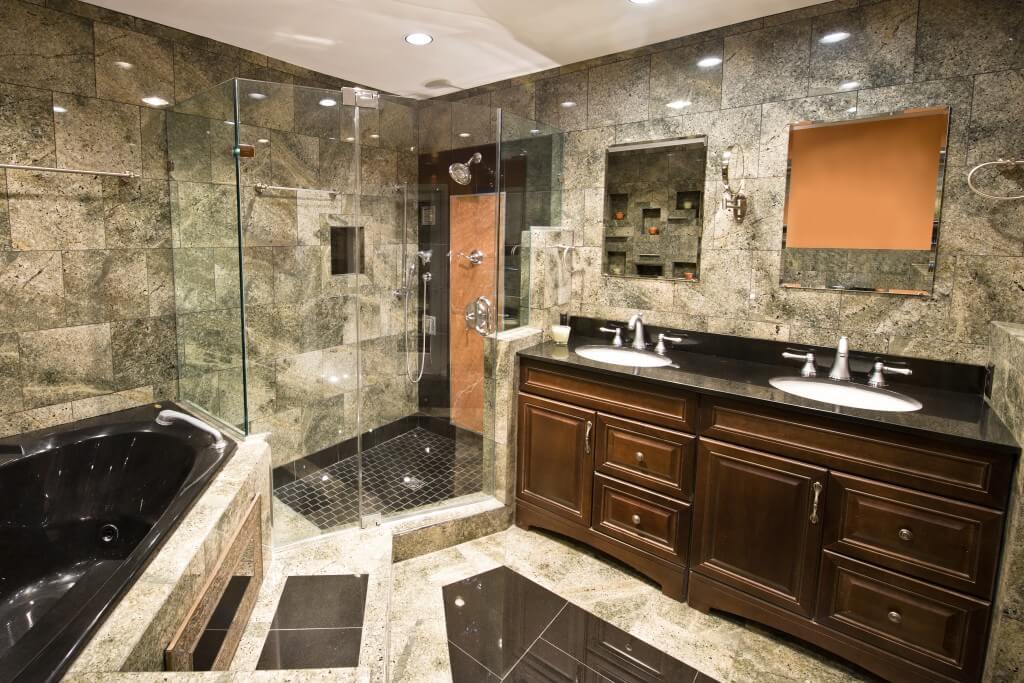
782, 349, 818, 378
867, 360, 912, 388
599, 326, 624, 347
655, 333, 684, 355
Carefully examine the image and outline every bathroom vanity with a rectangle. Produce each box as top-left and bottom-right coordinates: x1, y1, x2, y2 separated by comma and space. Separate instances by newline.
514, 330, 1019, 683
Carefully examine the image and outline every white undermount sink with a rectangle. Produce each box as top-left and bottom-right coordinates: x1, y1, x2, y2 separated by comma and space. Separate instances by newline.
574, 345, 673, 368
769, 376, 922, 413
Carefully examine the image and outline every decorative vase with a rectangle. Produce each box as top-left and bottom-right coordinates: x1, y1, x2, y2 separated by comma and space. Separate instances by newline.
682, 201, 693, 210
614, 210, 625, 221
647, 225, 659, 235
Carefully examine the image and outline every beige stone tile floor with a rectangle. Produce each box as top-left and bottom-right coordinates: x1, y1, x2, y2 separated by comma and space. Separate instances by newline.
231, 522, 877, 683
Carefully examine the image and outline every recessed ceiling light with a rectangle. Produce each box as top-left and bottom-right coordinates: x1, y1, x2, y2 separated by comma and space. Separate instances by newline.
113, 60, 133, 70
248, 92, 268, 100
319, 98, 338, 107
697, 56, 722, 68
344, 136, 356, 142
405, 33, 433, 46
667, 99, 691, 109
369, 133, 380, 139
257, 138, 270, 144
141, 96, 169, 107
839, 80, 860, 90
458, 132, 471, 138
819, 31, 851, 44
560, 100, 577, 108
52, 105, 67, 113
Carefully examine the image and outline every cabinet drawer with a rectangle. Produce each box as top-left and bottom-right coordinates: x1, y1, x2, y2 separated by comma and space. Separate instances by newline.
824, 473, 1003, 598
595, 414, 695, 500
699, 397, 1013, 509
592, 474, 690, 566
816, 551, 989, 682
520, 359, 696, 431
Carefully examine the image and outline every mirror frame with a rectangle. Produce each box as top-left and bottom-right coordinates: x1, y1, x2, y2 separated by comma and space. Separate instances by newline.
779, 105, 951, 297
601, 135, 709, 282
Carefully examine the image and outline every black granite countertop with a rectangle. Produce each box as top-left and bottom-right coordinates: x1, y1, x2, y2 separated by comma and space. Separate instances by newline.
518, 338, 1020, 453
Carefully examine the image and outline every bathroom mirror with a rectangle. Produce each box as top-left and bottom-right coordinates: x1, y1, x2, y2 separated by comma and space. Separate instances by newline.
780, 106, 950, 295
602, 136, 707, 281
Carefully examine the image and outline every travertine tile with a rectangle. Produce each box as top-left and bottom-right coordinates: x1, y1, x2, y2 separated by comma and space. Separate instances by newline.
62, 249, 149, 324
19, 323, 115, 408
0, 333, 23, 416
0, 0, 95, 96
722, 21, 811, 107
951, 256, 1024, 343
110, 316, 177, 389
53, 95, 142, 176
7, 170, 104, 250
241, 188, 298, 246
94, 23, 175, 107
649, 40, 724, 116
173, 44, 237, 103
968, 69, 1024, 167
146, 248, 174, 316
914, 0, 1024, 81
271, 131, 319, 188
587, 57, 650, 127
808, 0, 917, 95
0, 250, 65, 331
535, 70, 589, 132
103, 178, 172, 248
172, 181, 238, 247
0, 82, 56, 167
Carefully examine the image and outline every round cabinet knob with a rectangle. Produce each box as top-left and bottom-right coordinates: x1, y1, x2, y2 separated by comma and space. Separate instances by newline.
887, 610, 903, 625
631, 514, 641, 526
634, 451, 645, 464
898, 528, 914, 542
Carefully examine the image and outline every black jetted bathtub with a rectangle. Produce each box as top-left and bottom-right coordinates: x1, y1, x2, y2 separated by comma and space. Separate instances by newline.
0, 403, 234, 683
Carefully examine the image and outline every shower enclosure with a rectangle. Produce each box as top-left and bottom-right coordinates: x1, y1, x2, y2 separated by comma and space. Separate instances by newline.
167, 78, 563, 545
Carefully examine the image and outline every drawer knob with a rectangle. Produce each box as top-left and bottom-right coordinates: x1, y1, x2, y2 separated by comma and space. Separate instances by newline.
898, 528, 914, 541
631, 514, 641, 526
888, 610, 902, 625
634, 451, 645, 464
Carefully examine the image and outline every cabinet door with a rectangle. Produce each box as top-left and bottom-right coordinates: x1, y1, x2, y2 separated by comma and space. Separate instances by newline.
691, 438, 827, 617
517, 393, 596, 525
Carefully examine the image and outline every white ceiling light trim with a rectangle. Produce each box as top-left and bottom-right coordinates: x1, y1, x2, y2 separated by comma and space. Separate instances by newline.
405, 32, 434, 45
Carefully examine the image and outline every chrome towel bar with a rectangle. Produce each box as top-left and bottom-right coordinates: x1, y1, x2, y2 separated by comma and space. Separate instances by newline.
0, 163, 137, 179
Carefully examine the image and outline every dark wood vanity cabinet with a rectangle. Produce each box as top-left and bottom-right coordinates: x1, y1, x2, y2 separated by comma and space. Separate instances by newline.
516, 359, 697, 599
515, 358, 1017, 683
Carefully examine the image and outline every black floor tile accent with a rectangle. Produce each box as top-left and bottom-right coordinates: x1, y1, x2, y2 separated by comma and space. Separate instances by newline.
270, 575, 368, 629
256, 628, 362, 670
257, 574, 368, 671
274, 426, 483, 530
442, 566, 710, 683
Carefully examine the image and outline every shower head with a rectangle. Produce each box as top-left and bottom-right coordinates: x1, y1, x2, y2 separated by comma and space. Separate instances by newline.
448, 152, 482, 186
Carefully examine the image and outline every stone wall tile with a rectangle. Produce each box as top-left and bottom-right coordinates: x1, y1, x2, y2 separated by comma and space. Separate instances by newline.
722, 21, 812, 108
0, 250, 65, 331
0, 82, 56, 167
0, 1, 95, 96
94, 23, 174, 107
62, 248, 149, 324
20, 323, 115, 408
53, 95, 142, 175
7, 170, 104, 250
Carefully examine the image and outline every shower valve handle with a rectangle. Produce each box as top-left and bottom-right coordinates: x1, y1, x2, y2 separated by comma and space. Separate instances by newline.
457, 249, 486, 266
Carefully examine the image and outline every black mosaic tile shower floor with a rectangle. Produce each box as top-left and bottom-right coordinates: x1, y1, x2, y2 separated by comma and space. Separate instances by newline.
274, 427, 482, 530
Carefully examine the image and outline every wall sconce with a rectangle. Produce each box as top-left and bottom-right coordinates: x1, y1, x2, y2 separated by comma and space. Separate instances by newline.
721, 144, 748, 222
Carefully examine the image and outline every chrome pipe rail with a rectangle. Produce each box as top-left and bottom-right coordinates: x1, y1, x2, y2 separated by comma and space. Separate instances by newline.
0, 163, 137, 179
254, 182, 337, 197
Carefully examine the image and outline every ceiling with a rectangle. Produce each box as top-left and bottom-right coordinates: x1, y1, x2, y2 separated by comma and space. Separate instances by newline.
90, 0, 824, 99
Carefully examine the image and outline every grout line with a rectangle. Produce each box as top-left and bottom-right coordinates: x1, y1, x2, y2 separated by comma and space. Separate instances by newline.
491, 600, 569, 680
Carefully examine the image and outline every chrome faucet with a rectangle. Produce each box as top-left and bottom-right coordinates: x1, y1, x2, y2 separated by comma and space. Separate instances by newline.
600, 326, 624, 347
867, 361, 912, 388
627, 313, 647, 350
828, 336, 851, 382
155, 409, 227, 449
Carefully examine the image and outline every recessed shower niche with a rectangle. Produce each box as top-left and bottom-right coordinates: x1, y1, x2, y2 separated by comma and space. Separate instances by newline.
602, 136, 707, 281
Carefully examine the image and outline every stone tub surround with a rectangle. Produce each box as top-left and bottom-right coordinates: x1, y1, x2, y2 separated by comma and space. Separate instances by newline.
985, 321, 1024, 681
0, 0, 372, 440
65, 435, 272, 676
432, 0, 1024, 366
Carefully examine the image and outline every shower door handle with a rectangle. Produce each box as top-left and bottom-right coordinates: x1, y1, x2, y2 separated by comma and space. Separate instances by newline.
464, 296, 493, 336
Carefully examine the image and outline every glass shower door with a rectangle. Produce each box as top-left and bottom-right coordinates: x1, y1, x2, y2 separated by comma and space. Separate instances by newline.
228, 79, 371, 544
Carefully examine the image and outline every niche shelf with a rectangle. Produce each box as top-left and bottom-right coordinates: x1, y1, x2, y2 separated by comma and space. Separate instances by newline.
642, 208, 662, 234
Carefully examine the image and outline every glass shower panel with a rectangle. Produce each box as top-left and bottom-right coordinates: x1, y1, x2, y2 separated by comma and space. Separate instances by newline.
228, 79, 367, 545
168, 80, 248, 433
497, 112, 565, 330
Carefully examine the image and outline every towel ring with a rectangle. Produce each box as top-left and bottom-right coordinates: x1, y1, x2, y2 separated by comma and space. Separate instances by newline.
966, 159, 1024, 201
